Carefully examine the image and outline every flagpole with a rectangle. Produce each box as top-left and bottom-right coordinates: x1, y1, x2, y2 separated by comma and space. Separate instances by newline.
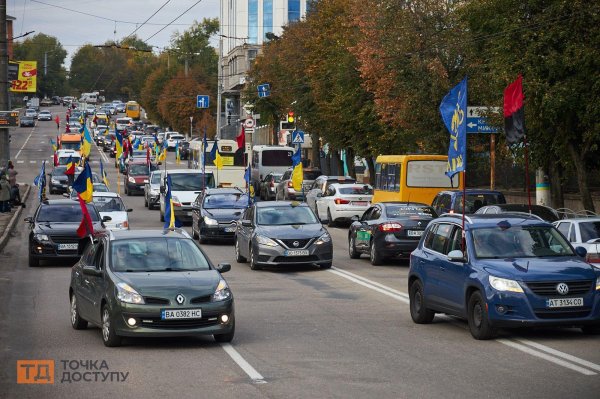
462, 170, 466, 252
524, 135, 532, 212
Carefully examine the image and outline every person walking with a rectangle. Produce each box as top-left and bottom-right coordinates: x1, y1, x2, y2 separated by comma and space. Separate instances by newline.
7, 161, 22, 206
0, 173, 11, 213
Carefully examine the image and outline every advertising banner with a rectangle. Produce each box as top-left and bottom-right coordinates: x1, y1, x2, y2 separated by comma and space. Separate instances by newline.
10, 61, 38, 93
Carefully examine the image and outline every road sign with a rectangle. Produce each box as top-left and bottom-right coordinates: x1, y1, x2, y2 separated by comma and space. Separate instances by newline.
244, 118, 255, 129
196, 95, 210, 108
0, 111, 19, 127
466, 106, 500, 134
257, 83, 270, 98
292, 130, 304, 144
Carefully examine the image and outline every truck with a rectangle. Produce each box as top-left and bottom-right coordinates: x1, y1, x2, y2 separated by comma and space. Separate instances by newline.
29, 97, 40, 111
79, 92, 99, 104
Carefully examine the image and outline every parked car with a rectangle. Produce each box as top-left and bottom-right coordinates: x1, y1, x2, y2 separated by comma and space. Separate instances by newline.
259, 172, 283, 201
408, 213, 600, 339
554, 217, 600, 264
234, 201, 333, 270
275, 167, 322, 201
20, 115, 36, 127
68, 229, 235, 346
305, 175, 357, 213
25, 199, 106, 267
91, 192, 132, 231
144, 170, 162, 210
476, 204, 560, 222
191, 188, 249, 243
431, 189, 506, 215
348, 202, 437, 265
314, 183, 373, 226
37, 110, 52, 121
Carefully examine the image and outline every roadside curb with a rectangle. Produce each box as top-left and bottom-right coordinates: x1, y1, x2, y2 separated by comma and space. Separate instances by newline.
0, 185, 31, 253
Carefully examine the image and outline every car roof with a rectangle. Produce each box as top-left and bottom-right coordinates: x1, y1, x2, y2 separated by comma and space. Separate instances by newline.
436, 213, 551, 228
205, 188, 244, 195
329, 182, 371, 188
93, 192, 120, 198
254, 200, 308, 208
166, 169, 211, 174
41, 199, 93, 206
437, 189, 504, 195
108, 229, 190, 241
377, 201, 430, 207
557, 217, 600, 222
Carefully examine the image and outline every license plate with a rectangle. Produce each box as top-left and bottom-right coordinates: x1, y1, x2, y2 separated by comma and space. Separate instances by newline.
161, 309, 202, 320
352, 201, 368, 206
407, 230, 423, 237
58, 243, 78, 250
547, 297, 583, 308
224, 227, 236, 232
285, 250, 310, 256
187, 212, 193, 216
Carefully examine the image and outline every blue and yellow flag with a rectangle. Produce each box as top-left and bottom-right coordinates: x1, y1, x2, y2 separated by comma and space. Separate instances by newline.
163, 175, 182, 229
50, 138, 57, 152
72, 161, 94, 203
439, 76, 467, 179
81, 125, 93, 157
211, 140, 223, 170
175, 141, 181, 164
115, 128, 123, 161
291, 145, 303, 191
100, 160, 109, 189
33, 161, 46, 201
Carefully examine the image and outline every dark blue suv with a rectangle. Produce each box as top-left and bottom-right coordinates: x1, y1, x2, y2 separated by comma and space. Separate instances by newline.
408, 213, 600, 339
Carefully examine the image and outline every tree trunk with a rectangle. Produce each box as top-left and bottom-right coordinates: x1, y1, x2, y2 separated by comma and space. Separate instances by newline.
567, 141, 595, 212
346, 147, 356, 179
366, 157, 375, 185
336, 150, 344, 176
548, 160, 564, 210
311, 131, 321, 171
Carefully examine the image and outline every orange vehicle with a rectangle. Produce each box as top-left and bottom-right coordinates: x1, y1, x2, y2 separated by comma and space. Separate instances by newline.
60, 133, 82, 152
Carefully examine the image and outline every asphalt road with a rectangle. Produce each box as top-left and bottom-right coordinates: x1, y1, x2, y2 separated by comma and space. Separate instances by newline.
1, 106, 599, 398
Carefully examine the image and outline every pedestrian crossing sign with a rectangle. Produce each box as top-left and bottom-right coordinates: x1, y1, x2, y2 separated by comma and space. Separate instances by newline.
292, 130, 304, 144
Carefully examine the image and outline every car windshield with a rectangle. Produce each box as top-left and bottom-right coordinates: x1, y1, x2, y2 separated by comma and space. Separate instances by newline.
204, 193, 248, 209
338, 185, 373, 195
257, 206, 318, 225
472, 225, 574, 259
53, 166, 67, 175
61, 142, 80, 151
37, 204, 100, 222
110, 238, 210, 272
58, 156, 81, 165
131, 150, 146, 158
272, 175, 282, 183
579, 221, 600, 242
150, 173, 161, 184
386, 205, 437, 218
170, 173, 215, 190
93, 196, 125, 212
129, 164, 151, 175
454, 193, 505, 213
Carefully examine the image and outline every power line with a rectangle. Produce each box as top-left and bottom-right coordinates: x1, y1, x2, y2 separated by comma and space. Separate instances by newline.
144, 0, 204, 42
125, 0, 172, 40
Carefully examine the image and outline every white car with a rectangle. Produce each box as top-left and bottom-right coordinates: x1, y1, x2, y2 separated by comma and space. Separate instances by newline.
37, 110, 52, 121
314, 183, 373, 226
92, 192, 132, 231
25, 108, 37, 118
165, 133, 185, 149
554, 217, 600, 264
115, 117, 133, 131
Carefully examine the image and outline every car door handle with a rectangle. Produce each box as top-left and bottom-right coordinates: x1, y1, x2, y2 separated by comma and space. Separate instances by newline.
439, 266, 446, 271
84, 279, 90, 284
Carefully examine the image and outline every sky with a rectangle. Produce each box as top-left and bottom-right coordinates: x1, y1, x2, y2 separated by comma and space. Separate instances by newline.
9, 0, 221, 69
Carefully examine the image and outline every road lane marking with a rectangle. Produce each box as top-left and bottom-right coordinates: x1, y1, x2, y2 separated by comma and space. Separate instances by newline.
497, 339, 596, 375
515, 339, 600, 372
327, 268, 409, 304
331, 267, 409, 298
220, 343, 266, 383
16, 160, 24, 164
14, 128, 36, 159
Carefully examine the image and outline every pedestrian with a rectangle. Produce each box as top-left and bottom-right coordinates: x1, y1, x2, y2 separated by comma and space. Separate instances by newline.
0, 173, 11, 213
55, 115, 60, 131
7, 161, 23, 206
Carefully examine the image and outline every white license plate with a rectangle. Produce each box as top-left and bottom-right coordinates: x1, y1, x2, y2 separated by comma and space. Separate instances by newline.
285, 250, 310, 256
161, 309, 202, 320
187, 212, 193, 216
547, 297, 583, 308
224, 227, 236, 232
407, 230, 423, 237
352, 201, 368, 206
58, 243, 78, 250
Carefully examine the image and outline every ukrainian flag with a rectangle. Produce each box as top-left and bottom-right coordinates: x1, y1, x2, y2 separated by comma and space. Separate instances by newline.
81, 125, 93, 157
72, 162, 94, 203
163, 175, 182, 229
291, 145, 303, 191
100, 160, 110, 188
115, 128, 124, 161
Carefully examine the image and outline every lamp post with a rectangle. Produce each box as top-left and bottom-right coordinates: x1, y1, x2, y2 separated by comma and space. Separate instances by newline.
189, 116, 193, 141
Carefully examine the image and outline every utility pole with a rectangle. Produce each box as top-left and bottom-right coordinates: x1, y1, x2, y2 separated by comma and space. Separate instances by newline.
216, 37, 222, 139
44, 51, 47, 76
0, 0, 9, 168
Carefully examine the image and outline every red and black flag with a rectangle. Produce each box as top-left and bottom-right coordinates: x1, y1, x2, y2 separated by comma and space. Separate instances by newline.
235, 125, 246, 165
503, 75, 525, 144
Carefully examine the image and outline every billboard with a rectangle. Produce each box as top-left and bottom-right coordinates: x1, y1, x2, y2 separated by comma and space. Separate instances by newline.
10, 61, 37, 93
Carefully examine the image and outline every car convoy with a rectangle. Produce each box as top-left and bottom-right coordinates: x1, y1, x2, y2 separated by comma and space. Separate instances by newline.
24, 101, 600, 347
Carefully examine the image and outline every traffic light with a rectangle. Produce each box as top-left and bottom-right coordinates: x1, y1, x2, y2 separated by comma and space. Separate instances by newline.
287, 112, 295, 123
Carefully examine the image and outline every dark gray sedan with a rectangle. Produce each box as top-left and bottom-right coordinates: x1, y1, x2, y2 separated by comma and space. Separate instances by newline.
234, 201, 333, 270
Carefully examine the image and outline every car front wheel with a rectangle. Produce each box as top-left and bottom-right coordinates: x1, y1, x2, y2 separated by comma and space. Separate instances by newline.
369, 240, 383, 266
101, 305, 121, 347
467, 291, 496, 340
409, 280, 435, 324
235, 238, 247, 263
249, 246, 261, 270
348, 234, 360, 259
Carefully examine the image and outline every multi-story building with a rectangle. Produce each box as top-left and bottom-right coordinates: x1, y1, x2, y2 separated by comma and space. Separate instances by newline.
219, 0, 308, 140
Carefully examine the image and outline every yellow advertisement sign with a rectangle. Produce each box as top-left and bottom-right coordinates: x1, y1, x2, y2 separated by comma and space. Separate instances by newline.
221, 156, 234, 166
10, 61, 37, 93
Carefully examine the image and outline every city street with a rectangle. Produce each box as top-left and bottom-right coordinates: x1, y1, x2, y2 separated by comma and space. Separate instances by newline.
0, 106, 598, 398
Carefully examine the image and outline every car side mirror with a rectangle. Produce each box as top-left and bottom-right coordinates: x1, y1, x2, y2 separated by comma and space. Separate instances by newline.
574, 246, 587, 258
241, 220, 253, 227
24, 216, 33, 223
82, 265, 102, 277
126, 209, 133, 213
447, 250, 466, 262
350, 215, 360, 222
102, 216, 112, 222
215, 263, 231, 273
62, 193, 69, 198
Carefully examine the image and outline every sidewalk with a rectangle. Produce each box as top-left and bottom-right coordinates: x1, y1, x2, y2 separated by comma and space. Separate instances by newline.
0, 184, 31, 253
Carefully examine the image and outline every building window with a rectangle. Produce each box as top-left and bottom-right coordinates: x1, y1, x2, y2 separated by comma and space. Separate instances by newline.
263, 0, 273, 41
288, 0, 301, 22
248, 0, 258, 44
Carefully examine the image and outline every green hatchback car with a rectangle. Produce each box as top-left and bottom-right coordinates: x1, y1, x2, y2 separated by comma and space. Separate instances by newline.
69, 229, 235, 347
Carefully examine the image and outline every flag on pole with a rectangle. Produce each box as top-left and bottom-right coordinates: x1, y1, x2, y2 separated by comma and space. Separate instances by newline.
72, 161, 94, 203
163, 175, 182, 229
115, 128, 124, 161
504, 75, 525, 144
100, 160, 110, 188
81, 125, 93, 157
439, 76, 468, 179
33, 161, 46, 201
211, 140, 223, 170
76, 193, 94, 238
50, 138, 57, 152
175, 141, 181, 164
65, 155, 76, 175
244, 165, 253, 206
291, 145, 303, 191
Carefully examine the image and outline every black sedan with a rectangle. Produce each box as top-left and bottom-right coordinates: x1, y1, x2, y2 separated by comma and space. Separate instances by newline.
191, 188, 249, 243
69, 229, 234, 347
25, 199, 107, 267
20, 115, 36, 127
348, 202, 437, 265
179, 141, 191, 160
234, 201, 333, 270
48, 166, 76, 194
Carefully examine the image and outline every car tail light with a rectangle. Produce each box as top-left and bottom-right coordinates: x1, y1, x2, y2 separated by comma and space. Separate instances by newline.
378, 222, 402, 232
287, 181, 293, 188
334, 198, 350, 205
586, 252, 600, 263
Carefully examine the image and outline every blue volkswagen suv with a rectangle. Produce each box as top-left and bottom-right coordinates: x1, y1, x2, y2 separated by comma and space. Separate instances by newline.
408, 213, 600, 339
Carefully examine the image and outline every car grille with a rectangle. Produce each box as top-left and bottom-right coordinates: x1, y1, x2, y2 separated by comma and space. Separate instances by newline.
190, 295, 212, 304
50, 235, 81, 244
277, 238, 314, 249
526, 280, 593, 296
143, 297, 170, 305
140, 317, 220, 329
273, 255, 319, 263
534, 307, 592, 319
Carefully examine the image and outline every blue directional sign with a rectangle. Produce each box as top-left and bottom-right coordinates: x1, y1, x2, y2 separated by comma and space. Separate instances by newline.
292, 130, 304, 144
257, 83, 271, 98
466, 106, 500, 134
196, 95, 210, 108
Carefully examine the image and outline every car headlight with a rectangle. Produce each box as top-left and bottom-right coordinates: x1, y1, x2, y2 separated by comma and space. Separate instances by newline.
51, 178, 59, 184
171, 196, 181, 206
212, 279, 232, 301
116, 282, 145, 304
315, 232, 331, 245
204, 217, 218, 226
489, 275, 524, 293
150, 188, 159, 195
128, 176, 135, 183
115, 221, 129, 229
34, 233, 50, 242
596, 277, 600, 291
256, 235, 279, 247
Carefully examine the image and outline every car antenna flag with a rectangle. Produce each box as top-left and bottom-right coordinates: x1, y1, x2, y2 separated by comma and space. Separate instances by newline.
76, 193, 94, 242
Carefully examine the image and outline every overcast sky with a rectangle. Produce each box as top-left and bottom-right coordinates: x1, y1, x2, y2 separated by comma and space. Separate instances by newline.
9, 0, 220, 69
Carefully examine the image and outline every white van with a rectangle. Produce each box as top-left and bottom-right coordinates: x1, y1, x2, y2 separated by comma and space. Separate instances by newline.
250, 145, 295, 192
159, 169, 216, 223
115, 117, 133, 132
